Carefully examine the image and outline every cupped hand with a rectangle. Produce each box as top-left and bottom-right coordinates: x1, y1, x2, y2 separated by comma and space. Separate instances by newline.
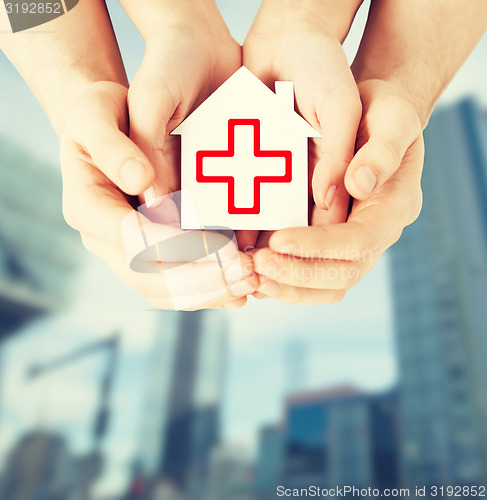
60, 81, 257, 310
253, 80, 424, 305
127, 11, 242, 206
243, 0, 362, 239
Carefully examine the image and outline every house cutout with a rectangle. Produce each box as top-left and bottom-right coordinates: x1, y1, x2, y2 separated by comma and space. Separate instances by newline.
171, 66, 320, 230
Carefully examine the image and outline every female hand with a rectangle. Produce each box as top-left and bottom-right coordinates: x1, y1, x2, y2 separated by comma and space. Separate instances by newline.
60, 82, 257, 310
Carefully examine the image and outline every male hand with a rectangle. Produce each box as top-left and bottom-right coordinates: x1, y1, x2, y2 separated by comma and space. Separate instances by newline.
253, 80, 423, 304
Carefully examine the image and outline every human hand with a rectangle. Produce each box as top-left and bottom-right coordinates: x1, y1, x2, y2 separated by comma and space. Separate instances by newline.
125, 1, 241, 205
60, 82, 257, 310
243, 0, 362, 246
253, 80, 423, 304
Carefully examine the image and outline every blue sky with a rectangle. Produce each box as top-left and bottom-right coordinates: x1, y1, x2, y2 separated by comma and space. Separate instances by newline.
0, 0, 486, 495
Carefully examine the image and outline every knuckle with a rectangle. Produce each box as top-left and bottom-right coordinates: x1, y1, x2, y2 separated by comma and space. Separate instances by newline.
390, 230, 404, 248
330, 290, 347, 304
62, 200, 81, 231
377, 140, 402, 176
408, 189, 423, 224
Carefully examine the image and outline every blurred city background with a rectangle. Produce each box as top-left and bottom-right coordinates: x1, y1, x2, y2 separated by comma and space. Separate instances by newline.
0, 1, 486, 499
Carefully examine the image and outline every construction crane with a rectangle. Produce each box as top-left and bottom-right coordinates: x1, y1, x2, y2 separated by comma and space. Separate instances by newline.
18, 334, 121, 500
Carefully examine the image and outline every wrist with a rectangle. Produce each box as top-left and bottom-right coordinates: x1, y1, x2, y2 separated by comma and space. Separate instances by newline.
122, 0, 231, 44
252, 0, 363, 42
353, 66, 434, 129
50, 78, 127, 137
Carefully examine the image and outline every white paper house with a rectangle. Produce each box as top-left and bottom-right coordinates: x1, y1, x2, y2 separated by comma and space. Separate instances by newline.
171, 66, 320, 230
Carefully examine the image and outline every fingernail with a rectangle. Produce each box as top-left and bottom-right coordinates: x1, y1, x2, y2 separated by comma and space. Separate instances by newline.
144, 185, 158, 208
259, 280, 281, 297
120, 159, 146, 190
324, 184, 337, 210
225, 263, 243, 286
230, 280, 254, 297
354, 165, 377, 194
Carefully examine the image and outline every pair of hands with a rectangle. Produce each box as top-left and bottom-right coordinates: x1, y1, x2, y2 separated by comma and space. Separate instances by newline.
59, 3, 423, 309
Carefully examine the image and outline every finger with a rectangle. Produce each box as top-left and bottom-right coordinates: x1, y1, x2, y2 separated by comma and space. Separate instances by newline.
235, 230, 259, 253
82, 232, 257, 310
311, 89, 362, 212
269, 209, 401, 262
130, 252, 258, 310
61, 142, 190, 249
63, 138, 251, 290
223, 297, 248, 309
311, 184, 350, 226
257, 277, 347, 306
70, 88, 155, 196
253, 249, 365, 290
345, 95, 421, 200
128, 72, 178, 202
61, 141, 134, 244
255, 230, 274, 248
128, 36, 201, 204
270, 138, 424, 260
268, 222, 376, 262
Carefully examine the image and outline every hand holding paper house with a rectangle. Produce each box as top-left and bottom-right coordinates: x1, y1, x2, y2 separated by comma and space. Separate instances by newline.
171, 67, 320, 230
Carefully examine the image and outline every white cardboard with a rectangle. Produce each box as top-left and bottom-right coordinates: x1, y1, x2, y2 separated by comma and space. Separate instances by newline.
172, 66, 320, 230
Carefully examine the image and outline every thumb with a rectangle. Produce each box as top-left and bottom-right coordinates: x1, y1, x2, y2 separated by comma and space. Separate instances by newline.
80, 116, 155, 197
128, 46, 183, 205
345, 97, 422, 200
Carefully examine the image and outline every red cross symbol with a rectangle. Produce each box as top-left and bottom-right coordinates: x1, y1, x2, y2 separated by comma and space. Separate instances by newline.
196, 119, 292, 215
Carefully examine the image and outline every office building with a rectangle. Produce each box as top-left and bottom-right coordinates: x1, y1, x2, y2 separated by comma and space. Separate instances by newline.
256, 386, 399, 494
254, 424, 285, 500
135, 310, 227, 498
283, 338, 308, 396
203, 444, 254, 500
0, 136, 81, 338
390, 99, 487, 487
0, 430, 73, 500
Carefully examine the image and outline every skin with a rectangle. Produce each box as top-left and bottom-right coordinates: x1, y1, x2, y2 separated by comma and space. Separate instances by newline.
252, 0, 487, 305
0, 0, 257, 311
118, 0, 242, 203
1, 0, 486, 308
242, 0, 364, 252
253, 80, 424, 304
118, 0, 260, 308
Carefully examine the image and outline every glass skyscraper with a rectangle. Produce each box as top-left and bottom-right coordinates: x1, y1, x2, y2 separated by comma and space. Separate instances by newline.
134, 310, 227, 499
255, 387, 399, 496
0, 136, 81, 337
255, 424, 285, 500
390, 99, 487, 488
